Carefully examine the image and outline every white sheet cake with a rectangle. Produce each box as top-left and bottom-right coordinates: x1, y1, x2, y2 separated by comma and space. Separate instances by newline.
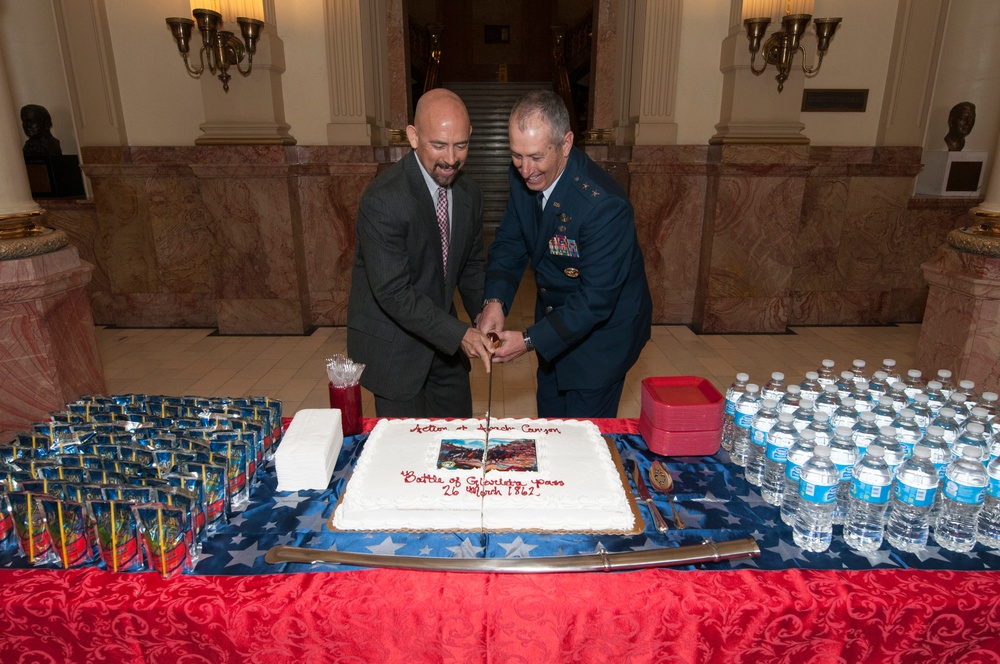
331, 418, 636, 533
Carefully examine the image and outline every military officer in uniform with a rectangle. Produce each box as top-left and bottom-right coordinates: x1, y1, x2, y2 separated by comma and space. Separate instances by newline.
478, 90, 652, 418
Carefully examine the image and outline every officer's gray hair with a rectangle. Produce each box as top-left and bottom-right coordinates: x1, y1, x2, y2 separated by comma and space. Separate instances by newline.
509, 90, 571, 148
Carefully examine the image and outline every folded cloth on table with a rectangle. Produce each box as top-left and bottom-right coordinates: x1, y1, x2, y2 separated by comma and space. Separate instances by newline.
275, 409, 343, 491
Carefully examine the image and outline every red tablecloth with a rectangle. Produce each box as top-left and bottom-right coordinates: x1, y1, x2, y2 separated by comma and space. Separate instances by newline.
1, 566, 998, 662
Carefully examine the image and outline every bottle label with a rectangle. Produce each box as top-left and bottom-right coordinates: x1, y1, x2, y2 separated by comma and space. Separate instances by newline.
765, 441, 789, 463
799, 480, 837, 504
850, 479, 890, 504
989, 477, 1000, 499
785, 460, 804, 482
734, 411, 754, 429
725, 399, 737, 416
943, 480, 986, 505
899, 440, 915, 457
933, 462, 947, 481
834, 463, 853, 482
750, 426, 769, 447
894, 481, 936, 507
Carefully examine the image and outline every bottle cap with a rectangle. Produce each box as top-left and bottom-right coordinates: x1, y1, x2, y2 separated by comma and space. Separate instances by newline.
814, 411, 829, 422
962, 446, 983, 459
937, 369, 952, 378
872, 371, 888, 380
907, 369, 922, 378
800, 399, 815, 409
762, 398, 777, 409
913, 446, 930, 459
927, 425, 944, 437
900, 408, 915, 418
959, 380, 975, 389
813, 445, 831, 458
966, 422, 985, 435
835, 425, 852, 437
771, 372, 784, 381
841, 371, 854, 379
982, 392, 998, 402
736, 372, 750, 382
778, 413, 794, 422
879, 426, 895, 437
913, 393, 928, 403
746, 384, 759, 393
878, 395, 892, 405
822, 359, 835, 368
939, 407, 956, 417
853, 359, 866, 368
786, 384, 801, 394
950, 393, 967, 403
841, 397, 855, 407
805, 371, 819, 380
824, 384, 838, 393
800, 429, 816, 440
882, 359, 896, 367
867, 444, 885, 457
860, 411, 876, 421
927, 380, 942, 390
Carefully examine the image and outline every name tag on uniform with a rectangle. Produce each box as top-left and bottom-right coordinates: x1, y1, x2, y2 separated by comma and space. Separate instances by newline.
548, 235, 579, 258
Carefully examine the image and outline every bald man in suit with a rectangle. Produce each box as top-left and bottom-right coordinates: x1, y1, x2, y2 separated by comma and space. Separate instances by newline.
347, 88, 495, 417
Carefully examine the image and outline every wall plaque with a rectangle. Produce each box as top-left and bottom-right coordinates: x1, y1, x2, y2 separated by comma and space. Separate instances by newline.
801, 89, 869, 112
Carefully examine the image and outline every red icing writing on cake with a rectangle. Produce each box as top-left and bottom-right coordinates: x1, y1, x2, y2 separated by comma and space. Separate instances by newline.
400, 470, 443, 484
521, 424, 561, 435
409, 424, 448, 434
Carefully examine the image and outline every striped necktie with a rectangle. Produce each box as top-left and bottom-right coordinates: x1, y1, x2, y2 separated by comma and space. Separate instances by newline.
436, 187, 449, 274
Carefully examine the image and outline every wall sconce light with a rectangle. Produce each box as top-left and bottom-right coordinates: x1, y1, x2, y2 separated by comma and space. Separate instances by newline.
742, 1, 841, 93
165, 2, 264, 93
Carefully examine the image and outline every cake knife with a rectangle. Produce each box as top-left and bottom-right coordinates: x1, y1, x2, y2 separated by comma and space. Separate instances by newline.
483, 332, 502, 467
630, 459, 669, 533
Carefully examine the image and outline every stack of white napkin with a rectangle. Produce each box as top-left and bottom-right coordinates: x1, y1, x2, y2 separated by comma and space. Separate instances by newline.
275, 409, 344, 491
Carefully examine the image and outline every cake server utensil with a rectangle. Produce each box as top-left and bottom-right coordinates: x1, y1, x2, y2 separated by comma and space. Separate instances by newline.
649, 460, 686, 529
630, 459, 669, 533
483, 332, 502, 465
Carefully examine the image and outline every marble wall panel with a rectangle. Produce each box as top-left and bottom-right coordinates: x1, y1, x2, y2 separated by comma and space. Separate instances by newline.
295, 166, 376, 326
88, 176, 160, 295
216, 299, 310, 336
145, 176, 217, 294
629, 167, 707, 324
791, 290, 890, 326
111, 294, 217, 328
706, 174, 803, 299
699, 296, 790, 334
792, 176, 849, 291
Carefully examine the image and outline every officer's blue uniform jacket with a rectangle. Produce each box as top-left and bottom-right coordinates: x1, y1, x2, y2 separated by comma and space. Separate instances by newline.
484, 146, 652, 390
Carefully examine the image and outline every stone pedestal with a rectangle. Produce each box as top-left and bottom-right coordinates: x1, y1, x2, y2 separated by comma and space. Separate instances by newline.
0, 246, 106, 441
916, 244, 1000, 393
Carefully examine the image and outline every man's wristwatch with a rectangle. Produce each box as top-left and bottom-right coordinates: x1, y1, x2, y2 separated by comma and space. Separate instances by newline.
482, 298, 504, 309
522, 331, 534, 352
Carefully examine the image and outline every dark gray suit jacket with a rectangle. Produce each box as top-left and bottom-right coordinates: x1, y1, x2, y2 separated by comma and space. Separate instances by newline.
347, 151, 485, 401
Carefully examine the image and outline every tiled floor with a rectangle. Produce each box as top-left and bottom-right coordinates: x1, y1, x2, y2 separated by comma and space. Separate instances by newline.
96, 279, 922, 419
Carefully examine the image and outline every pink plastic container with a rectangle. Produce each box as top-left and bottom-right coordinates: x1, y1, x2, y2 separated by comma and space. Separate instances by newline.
638, 411, 722, 457
640, 376, 724, 432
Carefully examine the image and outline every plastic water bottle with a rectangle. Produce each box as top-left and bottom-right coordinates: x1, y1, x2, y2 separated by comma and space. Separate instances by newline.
815, 384, 841, 416
879, 358, 901, 386
722, 372, 751, 452
989, 424, 1000, 465
934, 446, 988, 552
816, 359, 837, 386
891, 408, 922, 457
779, 384, 802, 415
916, 425, 952, 518
835, 371, 856, 400
888, 382, 910, 413
792, 399, 816, 432
762, 372, 787, 402
952, 380, 978, 415
793, 446, 839, 553
850, 359, 868, 382
876, 426, 907, 476
871, 395, 896, 429
935, 369, 955, 398
746, 398, 779, 487
868, 371, 889, 403
762, 413, 798, 506
963, 407, 996, 448
930, 407, 961, 448
977, 456, 1000, 550
843, 444, 893, 552
807, 411, 834, 447
946, 393, 969, 424
850, 380, 873, 413
952, 421, 989, 465
902, 369, 925, 401
829, 425, 860, 525
852, 411, 880, 457
831, 397, 858, 430
799, 371, 823, 403
782, 429, 818, 527
885, 446, 938, 553
978, 391, 999, 423
923, 381, 947, 416
731, 383, 760, 467
909, 393, 933, 432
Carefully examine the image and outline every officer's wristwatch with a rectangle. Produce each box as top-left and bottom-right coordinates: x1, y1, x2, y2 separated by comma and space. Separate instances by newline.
522, 331, 534, 352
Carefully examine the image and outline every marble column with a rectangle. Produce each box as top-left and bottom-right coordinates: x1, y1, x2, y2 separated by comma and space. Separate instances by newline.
916, 129, 1000, 392
0, 49, 106, 442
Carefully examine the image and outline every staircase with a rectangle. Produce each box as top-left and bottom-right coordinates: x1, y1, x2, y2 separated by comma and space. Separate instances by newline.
445, 82, 551, 230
